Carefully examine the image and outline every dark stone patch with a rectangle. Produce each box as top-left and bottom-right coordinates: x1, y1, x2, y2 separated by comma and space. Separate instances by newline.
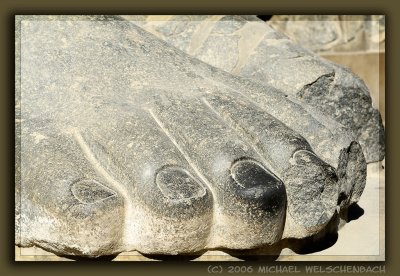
231, 159, 286, 214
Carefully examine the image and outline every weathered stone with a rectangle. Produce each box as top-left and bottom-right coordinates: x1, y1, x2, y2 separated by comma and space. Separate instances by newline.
121, 15, 384, 163
16, 16, 366, 257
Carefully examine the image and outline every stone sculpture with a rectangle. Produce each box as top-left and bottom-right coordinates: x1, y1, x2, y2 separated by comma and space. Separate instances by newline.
121, 15, 384, 163
16, 16, 366, 258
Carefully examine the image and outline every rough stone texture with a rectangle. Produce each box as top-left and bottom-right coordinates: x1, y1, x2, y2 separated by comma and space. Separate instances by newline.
121, 15, 385, 163
268, 15, 385, 53
16, 16, 366, 257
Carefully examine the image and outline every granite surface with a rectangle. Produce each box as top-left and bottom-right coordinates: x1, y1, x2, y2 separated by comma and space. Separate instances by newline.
16, 16, 367, 258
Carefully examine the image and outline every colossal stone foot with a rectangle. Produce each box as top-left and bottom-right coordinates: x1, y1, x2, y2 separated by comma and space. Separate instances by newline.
16, 16, 367, 257
122, 15, 385, 163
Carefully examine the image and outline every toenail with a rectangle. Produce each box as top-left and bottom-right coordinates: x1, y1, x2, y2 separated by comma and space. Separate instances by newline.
285, 150, 339, 229
231, 159, 281, 189
156, 166, 207, 200
230, 159, 286, 212
71, 179, 116, 204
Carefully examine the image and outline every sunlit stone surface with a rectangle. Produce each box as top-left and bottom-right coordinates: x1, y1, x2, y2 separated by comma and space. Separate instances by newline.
15, 16, 367, 258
